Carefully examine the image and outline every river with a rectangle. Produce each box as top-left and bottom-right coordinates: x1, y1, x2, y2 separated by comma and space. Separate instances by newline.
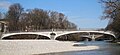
38, 41, 120, 55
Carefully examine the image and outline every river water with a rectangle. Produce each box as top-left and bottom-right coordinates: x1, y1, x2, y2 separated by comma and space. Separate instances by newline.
39, 41, 120, 55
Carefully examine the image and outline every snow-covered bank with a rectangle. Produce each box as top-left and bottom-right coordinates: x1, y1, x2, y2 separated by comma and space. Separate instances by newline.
0, 40, 99, 55
117, 42, 120, 44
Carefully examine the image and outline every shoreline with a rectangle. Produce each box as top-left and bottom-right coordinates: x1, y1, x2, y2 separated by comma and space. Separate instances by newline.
32, 45, 99, 55
0, 40, 99, 55
117, 42, 120, 44
33, 49, 98, 55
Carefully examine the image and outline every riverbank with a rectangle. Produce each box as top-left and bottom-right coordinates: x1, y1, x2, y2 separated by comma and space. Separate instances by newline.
117, 42, 120, 44
0, 40, 99, 55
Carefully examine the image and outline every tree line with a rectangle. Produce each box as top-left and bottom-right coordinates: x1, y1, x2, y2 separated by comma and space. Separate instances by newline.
0, 3, 77, 32
100, 0, 120, 39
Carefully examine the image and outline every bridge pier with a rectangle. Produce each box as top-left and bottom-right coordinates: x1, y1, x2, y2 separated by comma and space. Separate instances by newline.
91, 34, 95, 41
85, 38, 89, 41
50, 32, 56, 40
50, 35, 55, 40
88, 32, 95, 41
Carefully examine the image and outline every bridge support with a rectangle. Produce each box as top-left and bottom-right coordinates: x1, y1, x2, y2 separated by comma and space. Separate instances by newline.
88, 32, 95, 41
50, 35, 55, 40
50, 32, 56, 40
91, 34, 95, 41
85, 38, 89, 41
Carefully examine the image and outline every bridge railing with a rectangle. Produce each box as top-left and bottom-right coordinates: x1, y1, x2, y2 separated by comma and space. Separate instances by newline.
4, 29, 78, 33
3, 29, 53, 34
78, 28, 105, 31
3, 28, 111, 33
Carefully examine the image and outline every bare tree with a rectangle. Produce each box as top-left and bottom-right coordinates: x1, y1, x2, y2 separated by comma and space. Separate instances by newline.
100, 0, 120, 37
5, 3, 23, 31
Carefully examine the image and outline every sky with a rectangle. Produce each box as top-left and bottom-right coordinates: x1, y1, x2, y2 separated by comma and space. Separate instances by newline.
0, 0, 109, 29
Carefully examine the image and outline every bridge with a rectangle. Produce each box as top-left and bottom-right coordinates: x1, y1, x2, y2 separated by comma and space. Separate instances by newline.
1, 29, 116, 40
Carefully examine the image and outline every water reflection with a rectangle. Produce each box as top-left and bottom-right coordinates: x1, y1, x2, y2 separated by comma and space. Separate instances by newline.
35, 41, 120, 55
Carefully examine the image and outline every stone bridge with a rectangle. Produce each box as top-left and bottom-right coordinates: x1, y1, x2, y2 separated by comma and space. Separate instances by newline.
1, 30, 116, 40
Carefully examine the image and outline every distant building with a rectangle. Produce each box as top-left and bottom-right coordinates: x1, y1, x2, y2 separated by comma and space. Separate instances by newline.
0, 19, 8, 33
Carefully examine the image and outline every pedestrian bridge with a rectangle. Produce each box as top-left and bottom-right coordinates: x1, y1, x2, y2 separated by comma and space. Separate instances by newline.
1, 30, 116, 40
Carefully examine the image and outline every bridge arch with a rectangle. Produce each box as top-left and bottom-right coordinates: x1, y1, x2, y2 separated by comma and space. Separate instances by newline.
54, 31, 116, 40
1, 32, 50, 40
